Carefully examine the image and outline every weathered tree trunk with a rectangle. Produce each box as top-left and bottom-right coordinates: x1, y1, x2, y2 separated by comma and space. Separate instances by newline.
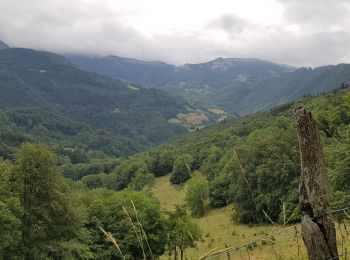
295, 107, 338, 260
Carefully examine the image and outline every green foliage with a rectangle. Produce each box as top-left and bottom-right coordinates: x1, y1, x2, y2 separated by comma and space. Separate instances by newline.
231, 127, 300, 223
209, 173, 232, 207
0, 144, 172, 258
86, 189, 167, 259
200, 146, 223, 180
109, 157, 150, 190
81, 173, 109, 189
166, 206, 201, 257
331, 191, 350, 221
146, 148, 175, 177
129, 171, 155, 191
62, 159, 117, 180
0, 107, 143, 161
1, 70, 350, 260
15, 143, 89, 259
185, 173, 209, 217
80, 88, 350, 225
0, 160, 22, 259
151, 89, 350, 224
170, 154, 193, 184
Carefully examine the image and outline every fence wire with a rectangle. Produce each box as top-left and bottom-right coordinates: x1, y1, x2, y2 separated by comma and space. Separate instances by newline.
199, 206, 350, 260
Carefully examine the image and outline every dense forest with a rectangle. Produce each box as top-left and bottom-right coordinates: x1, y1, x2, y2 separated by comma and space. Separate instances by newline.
70, 86, 350, 223
0, 143, 202, 259
0, 47, 202, 161
1, 84, 350, 258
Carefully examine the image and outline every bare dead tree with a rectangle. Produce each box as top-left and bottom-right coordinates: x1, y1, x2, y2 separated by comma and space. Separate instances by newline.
295, 107, 338, 260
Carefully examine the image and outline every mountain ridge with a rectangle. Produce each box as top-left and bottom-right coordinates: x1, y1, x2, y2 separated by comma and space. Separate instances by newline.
0, 40, 9, 49
67, 54, 350, 115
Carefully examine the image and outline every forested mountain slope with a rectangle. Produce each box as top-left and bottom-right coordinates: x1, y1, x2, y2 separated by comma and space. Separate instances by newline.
69, 54, 350, 115
2, 71, 350, 259
87, 86, 350, 224
0, 47, 204, 159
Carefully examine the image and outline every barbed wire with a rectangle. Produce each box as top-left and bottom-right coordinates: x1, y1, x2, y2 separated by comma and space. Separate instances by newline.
329, 255, 342, 260
199, 206, 350, 260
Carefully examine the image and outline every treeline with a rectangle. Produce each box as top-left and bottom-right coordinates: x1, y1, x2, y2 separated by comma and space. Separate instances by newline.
84, 88, 350, 224
0, 143, 201, 259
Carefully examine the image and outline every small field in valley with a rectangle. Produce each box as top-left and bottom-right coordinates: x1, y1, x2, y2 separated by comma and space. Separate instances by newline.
151, 175, 350, 260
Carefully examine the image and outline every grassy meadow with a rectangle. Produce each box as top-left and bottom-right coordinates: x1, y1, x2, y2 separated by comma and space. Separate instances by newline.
151, 175, 350, 260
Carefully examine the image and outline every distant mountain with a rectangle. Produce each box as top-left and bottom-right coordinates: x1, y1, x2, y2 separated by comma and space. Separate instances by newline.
0, 48, 71, 67
162, 58, 295, 114
0, 48, 222, 158
68, 54, 350, 115
67, 55, 176, 86
174, 59, 350, 115
0, 40, 9, 49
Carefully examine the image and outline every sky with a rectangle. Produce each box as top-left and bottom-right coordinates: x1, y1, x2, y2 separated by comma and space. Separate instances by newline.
0, 0, 350, 67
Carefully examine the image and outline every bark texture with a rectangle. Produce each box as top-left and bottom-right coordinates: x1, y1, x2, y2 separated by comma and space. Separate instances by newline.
295, 107, 338, 260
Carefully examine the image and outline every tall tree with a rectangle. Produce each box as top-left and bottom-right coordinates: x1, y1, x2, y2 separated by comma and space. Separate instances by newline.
185, 173, 209, 217
0, 160, 22, 259
87, 189, 167, 259
170, 154, 193, 184
146, 149, 175, 177
16, 143, 85, 259
166, 206, 201, 260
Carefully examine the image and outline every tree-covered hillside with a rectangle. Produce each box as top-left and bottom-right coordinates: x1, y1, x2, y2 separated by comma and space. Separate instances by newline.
87, 86, 350, 224
0, 48, 194, 159
1, 144, 196, 259
1, 86, 350, 259
69, 54, 350, 116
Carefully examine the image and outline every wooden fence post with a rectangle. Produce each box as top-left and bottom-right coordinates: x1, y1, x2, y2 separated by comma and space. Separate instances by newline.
225, 243, 231, 260
295, 107, 338, 260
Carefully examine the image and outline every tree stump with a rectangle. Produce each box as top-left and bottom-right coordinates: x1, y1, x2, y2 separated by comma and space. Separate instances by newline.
295, 107, 338, 260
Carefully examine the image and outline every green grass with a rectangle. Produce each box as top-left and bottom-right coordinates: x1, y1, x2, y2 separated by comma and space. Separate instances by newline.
151, 174, 186, 212
151, 175, 350, 260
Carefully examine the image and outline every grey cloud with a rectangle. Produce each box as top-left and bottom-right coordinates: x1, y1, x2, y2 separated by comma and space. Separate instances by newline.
278, 0, 350, 30
213, 23, 350, 67
1, 0, 350, 67
0, 0, 225, 64
207, 14, 252, 34
240, 30, 350, 66
0, 0, 149, 56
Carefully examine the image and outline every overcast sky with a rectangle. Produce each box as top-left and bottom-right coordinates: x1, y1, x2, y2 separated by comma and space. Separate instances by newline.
0, 0, 349, 67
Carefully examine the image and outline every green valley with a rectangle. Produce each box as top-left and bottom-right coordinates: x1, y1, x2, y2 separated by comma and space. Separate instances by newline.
1, 43, 350, 260
2, 80, 350, 258
0, 47, 226, 162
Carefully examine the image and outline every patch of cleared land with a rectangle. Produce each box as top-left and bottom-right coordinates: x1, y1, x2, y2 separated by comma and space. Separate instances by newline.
127, 84, 140, 90
208, 108, 226, 115
168, 112, 208, 131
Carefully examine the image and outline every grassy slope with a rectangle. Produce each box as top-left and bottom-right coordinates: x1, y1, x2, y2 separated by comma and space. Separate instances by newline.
151, 176, 349, 260
151, 175, 186, 212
